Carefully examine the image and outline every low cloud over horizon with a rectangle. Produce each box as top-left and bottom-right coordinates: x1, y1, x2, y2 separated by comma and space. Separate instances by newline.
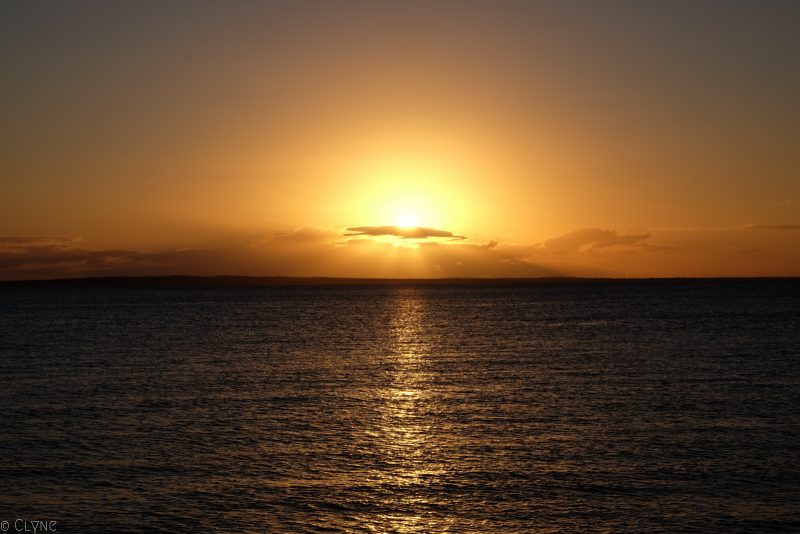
2, 223, 799, 280
539, 228, 652, 255
0, 228, 546, 280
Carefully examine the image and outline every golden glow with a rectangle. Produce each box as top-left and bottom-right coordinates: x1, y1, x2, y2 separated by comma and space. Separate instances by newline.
394, 213, 419, 228
342, 155, 475, 234
3, 3, 799, 278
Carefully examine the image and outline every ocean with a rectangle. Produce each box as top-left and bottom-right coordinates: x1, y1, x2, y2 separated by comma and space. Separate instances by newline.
1, 280, 799, 532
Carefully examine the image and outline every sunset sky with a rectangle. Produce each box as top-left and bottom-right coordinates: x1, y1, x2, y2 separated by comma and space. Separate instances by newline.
2, 1, 799, 279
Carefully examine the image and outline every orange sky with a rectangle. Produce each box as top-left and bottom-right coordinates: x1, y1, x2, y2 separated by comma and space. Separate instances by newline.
2, 1, 799, 279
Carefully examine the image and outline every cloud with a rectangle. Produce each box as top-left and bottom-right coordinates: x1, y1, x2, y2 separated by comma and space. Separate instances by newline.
0, 240, 182, 278
0, 236, 81, 249
411, 241, 555, 277
344, 225, 466, 240
743, 224, 800, 230
266, 226, 339, 245
11, 223, 795, 280
0, 227, 656, 281
540, 228, 651, 254
0, 229, 556, 280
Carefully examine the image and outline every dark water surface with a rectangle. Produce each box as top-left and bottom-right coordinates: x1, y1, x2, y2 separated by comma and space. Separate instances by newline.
1, 280, 799, 532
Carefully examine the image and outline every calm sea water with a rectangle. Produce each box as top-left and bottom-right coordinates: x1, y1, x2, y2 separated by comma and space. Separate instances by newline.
1, 280, 799, 532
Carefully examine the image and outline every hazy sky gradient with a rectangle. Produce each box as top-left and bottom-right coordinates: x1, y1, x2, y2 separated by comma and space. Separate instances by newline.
2, 1, 799, 278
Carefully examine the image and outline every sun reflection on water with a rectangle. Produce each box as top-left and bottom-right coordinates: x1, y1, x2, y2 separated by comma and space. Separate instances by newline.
357, 288, 453, 532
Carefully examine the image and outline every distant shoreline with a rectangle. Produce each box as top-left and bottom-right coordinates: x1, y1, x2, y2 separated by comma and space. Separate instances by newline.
2, 275, 799, 287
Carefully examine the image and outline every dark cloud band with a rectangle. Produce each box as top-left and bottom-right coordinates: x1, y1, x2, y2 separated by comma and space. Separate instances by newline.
345, 226, 467, 240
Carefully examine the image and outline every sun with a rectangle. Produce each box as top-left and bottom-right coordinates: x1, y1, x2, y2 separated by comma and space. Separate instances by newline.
395, 213, 419, 228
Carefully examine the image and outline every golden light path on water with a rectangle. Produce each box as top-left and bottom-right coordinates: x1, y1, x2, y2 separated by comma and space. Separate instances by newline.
357, 289, 452, 532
